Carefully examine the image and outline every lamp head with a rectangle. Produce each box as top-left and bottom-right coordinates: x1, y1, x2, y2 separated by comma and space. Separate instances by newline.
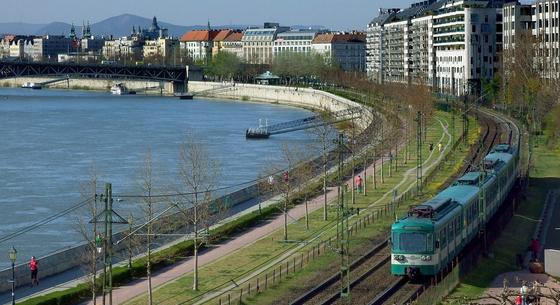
8, 246, 17, 263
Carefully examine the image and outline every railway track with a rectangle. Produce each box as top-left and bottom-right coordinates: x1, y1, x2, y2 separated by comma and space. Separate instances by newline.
289, 241, 390, 305
290, 108, 519, 305
364, 109, 519, 305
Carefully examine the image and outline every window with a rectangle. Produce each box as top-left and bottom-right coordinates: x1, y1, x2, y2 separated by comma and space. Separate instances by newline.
399, 232, 428, 253
472, 24, 477, 32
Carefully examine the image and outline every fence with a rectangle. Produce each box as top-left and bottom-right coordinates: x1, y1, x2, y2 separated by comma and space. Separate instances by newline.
206, 206, 398, 305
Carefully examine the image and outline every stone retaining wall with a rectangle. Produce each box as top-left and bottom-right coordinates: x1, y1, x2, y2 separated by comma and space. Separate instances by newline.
189, 82, 373, 130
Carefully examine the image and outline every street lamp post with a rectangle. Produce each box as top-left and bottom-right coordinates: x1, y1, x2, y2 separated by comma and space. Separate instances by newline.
8, 246, 17, 305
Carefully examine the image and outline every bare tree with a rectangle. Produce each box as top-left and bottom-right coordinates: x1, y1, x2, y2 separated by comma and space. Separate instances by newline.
308, 109, 337, 221
267, 143, 307, 241
139, 149, 156, 304
76, 167, 100, 305
175, 135, 220, 291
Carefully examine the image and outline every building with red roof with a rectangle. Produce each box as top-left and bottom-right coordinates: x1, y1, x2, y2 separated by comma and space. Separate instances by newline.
312, 32, 366, 72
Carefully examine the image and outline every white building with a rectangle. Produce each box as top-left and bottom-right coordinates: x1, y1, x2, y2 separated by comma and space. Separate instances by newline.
242, 23, 289, 64
532, 0, 560, 78
179, 30, 220, 62
102, 37, 144, 61
143, 37, 180, 64
367, 0, 504, 95
273, 30, 319, 55
503, 0, 560, 79
221, 32, 244, 59
0, 36, 35, 60
312, 32, 366, 72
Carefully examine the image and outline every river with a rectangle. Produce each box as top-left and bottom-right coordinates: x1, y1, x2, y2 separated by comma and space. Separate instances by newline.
0, 88, 321, 268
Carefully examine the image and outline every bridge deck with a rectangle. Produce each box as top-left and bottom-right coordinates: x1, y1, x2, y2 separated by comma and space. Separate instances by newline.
246, 107, 362, 139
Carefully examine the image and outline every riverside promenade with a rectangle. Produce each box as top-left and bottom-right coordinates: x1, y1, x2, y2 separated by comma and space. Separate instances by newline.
81, 118, 452, 305
4, 108, 456, 305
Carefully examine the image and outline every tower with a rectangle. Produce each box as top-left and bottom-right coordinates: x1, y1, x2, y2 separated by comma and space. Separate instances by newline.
69, 23, 76, 40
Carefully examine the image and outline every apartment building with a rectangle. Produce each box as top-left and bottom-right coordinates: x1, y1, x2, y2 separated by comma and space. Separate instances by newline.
242, 23, 289, 64
221, 32, 244, 59
273, 30, 319, 55
143, 37, 180, 63
311, 32, 366, 72
367, 0, 503, 95
502, 0, 560, 78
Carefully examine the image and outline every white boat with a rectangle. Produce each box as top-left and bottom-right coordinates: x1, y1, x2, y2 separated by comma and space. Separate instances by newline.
111, 83, 127, 95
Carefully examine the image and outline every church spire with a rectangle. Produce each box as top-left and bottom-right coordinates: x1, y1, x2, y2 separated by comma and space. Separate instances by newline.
69, 22, 76, 39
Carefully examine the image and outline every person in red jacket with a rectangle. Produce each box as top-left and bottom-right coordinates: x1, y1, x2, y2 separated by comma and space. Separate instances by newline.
29, 256, 39, 287
355, 175, 363, 193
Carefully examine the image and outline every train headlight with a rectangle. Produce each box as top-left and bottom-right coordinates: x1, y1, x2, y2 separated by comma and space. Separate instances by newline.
421, 255, 432, 261
394, 255, 405, 261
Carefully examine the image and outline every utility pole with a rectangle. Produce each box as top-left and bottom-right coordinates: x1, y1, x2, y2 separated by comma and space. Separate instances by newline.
416, 111, 423, 195
91, 183, 128, 305
451, 98, 456, 155
336, 133, 351, 300
478, 155, 487, 253
107, 183, 114, 305
463, 94, 469, 146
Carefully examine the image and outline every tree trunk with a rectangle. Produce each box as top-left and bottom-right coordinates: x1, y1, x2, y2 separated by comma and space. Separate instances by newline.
363, 152, 367, 196
193, 201, 199, 291
284, 196, 288, 241
305, 195, 309, 230
323, 146, 328, 221
147, 201, 153, 305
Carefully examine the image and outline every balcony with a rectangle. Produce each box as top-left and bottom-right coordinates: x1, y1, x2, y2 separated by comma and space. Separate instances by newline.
434, 34, 465, 44
434, 16, 465, 25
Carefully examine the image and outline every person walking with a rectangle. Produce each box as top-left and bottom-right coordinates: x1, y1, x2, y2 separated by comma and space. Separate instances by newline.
438, 142, 442, 152
29, 256, 39, 287
355, 175, 363, 194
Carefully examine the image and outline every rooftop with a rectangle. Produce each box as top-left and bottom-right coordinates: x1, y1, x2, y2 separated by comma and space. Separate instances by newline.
180, 30, 220, 42
312, 33, 366, 44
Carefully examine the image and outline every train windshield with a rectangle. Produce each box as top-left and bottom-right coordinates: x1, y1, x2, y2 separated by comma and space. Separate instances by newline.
399, 232, 427, 253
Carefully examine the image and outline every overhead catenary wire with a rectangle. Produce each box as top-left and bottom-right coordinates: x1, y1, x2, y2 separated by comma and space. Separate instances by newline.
0, 197, 94, 245
115, 142, 339, 199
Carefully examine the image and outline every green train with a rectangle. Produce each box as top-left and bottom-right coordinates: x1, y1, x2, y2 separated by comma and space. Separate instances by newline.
391, 144, 518, 277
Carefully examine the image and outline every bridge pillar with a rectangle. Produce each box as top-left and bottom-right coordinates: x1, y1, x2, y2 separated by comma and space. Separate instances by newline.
164, 81, 188, 94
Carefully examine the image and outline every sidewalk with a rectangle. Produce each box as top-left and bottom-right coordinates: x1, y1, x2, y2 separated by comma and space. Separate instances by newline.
479, 271, 560, 305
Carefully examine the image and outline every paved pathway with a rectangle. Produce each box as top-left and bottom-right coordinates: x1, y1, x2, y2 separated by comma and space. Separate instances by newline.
479, 271, 560, 304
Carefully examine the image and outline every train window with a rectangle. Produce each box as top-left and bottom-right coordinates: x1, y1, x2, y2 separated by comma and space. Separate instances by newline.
391, 232, 399, 250
427, 233, 434, 251
456, 218, 461, 234
399, 232, 428, 253
441, 227, 447, 245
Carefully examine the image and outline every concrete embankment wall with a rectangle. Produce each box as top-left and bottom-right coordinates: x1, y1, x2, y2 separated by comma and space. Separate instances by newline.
189, 82, 373, 130
0, 82, 373, 293
0, 77, 175, 94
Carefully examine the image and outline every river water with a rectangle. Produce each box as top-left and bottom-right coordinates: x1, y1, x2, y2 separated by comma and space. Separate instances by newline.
0, 88, 320, 268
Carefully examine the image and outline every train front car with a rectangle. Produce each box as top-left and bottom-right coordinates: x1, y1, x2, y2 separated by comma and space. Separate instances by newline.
391, 216, 436, 278
391, 196, 462, 279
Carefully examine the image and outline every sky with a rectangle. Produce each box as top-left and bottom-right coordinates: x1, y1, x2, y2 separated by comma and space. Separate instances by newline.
1, 0, 413, 30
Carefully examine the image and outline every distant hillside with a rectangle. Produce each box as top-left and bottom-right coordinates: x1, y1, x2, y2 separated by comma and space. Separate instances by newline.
0, 14, 324, 38
0, 22, 46, 35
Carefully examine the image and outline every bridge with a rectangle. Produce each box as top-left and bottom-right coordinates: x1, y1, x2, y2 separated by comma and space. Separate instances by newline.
0, 61, 203, 92
245, 107, 362, 139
